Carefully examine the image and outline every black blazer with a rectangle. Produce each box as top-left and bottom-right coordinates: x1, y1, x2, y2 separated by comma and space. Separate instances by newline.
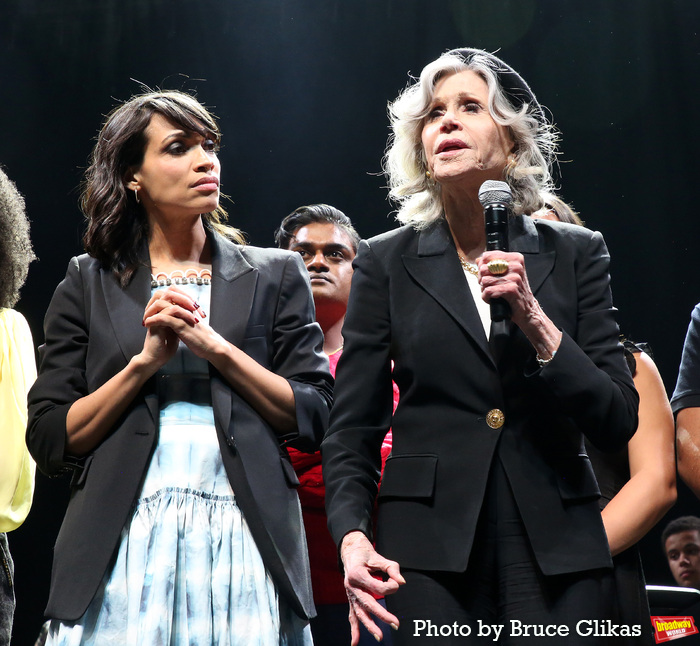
27, 231, 333, 621
322, 215, 638, 577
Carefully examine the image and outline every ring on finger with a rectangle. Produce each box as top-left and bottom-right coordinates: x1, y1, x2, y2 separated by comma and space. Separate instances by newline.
487, 259, 509, 276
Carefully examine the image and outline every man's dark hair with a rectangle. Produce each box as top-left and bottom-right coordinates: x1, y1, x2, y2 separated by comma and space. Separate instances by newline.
662, 516, 700, 550
275, 204, 360, 252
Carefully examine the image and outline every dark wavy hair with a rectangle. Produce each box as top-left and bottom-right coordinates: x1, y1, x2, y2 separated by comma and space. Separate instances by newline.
82, 90, 244, 287
0, 166, 36, 308
274, 204, 360, 252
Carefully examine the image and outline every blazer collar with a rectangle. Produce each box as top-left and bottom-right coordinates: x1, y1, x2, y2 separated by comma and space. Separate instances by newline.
405, 218, 494, 365
207, 230, 258, 344
100, 229, 258, 348
99, 230, 260, 433
209, 229, 256, 283
403, 215, 555, 365
207, 231, 259, 439
509, 214, 555, 295
99, 241, 156, 423
101, 241, 151, 366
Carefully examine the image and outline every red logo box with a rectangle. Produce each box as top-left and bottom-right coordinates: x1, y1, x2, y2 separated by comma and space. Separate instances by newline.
652, 616, 699, 643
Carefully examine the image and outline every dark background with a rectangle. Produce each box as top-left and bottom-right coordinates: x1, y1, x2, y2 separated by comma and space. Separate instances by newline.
2, 0, 698, 642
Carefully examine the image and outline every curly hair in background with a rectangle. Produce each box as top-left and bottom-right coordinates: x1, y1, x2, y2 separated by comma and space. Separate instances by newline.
0, 167, 36, 309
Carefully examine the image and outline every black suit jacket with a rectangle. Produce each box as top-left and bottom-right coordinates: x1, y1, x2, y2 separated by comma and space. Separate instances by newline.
27, 231, 333, 621
322, 215, 638, 577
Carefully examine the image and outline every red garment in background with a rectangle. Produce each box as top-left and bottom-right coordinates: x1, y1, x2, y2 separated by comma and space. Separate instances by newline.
288, 349, 397, 604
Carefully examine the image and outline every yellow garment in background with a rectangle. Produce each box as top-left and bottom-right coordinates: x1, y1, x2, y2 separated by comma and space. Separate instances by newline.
0, 308, 36, 532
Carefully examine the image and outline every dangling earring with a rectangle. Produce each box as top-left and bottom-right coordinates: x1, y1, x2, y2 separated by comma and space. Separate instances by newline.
134, 187, 140, 204
426, 170, 432, 179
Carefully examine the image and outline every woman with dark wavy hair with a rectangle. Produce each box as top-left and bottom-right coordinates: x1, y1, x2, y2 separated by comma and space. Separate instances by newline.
0, 166, 36, 646
28, 90, 332, 645
322, 48, 639, 645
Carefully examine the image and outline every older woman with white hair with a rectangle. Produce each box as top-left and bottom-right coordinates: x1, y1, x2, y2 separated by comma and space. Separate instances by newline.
322, 48, 639, 645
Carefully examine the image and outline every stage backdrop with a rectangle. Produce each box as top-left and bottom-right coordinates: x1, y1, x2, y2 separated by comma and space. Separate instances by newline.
2, 0, 698, 642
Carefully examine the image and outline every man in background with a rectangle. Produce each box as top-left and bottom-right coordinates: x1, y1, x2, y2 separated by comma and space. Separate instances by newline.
662, 516, 700, 589
276, 204, 394, 646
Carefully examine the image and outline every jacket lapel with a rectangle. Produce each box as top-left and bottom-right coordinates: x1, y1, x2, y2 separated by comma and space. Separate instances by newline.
509, 215, 555, 296
402, 219, 494, 367
207, 232, 258, 438
488, 215, 556, 365
100, 244, 158, 424
401, 216, 556, 369
101, 249, 151, 363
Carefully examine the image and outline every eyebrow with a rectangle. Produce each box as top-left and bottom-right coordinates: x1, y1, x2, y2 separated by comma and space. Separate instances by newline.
291, 241, 353, 254
431, 91, 482, 105
164, 125, 218, 143
161, 129, 192, 143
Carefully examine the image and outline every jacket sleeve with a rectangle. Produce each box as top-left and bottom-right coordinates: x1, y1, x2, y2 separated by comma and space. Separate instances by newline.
322, 239, 394, 544
671, 303, 700, 414
26, 257, 88, 476
273, 252, 333, 452
526, 228, 639, 452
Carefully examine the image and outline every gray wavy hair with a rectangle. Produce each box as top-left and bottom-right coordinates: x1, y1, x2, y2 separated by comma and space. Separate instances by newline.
0, 167, 36, 308
384, 49, 559, 228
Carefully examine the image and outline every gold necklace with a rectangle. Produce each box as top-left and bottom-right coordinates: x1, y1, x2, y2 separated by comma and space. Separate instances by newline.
458, 254, 478, 276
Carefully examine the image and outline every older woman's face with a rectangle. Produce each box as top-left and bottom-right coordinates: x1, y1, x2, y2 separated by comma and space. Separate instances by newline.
422, 70, 513, 190
129, 113, 221, 220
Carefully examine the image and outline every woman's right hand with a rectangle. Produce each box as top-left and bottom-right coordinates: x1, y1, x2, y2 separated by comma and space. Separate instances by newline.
139, 324, 179, 372
340, 530, 404, 645
138, 287, 201, 370
64, 288, 200, 455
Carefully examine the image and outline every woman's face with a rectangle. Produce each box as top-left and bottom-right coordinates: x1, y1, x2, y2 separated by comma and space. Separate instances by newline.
421, 69, 514, 190
128, 112, 221, 219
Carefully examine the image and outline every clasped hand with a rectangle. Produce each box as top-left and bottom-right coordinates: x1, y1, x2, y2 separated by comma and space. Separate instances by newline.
140, 286, 224, 368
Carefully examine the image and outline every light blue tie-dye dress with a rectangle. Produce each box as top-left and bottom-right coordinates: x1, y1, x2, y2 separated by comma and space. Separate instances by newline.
46, 280, 313, 646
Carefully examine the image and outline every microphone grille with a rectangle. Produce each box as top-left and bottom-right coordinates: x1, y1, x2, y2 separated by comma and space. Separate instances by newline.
478, 180, 513, 207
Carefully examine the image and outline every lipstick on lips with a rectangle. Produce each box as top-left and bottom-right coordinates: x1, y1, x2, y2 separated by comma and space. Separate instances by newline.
192, 176, 220, 192
436, 138, 468, 154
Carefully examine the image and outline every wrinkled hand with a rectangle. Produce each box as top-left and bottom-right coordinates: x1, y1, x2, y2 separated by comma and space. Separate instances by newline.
340, 531, 404, 645
478, 251, 541, 328
478, 251, 562, 358
142, 286, 226, 363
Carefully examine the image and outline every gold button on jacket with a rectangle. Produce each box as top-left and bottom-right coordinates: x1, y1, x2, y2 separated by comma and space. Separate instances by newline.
486, 409, 505, 429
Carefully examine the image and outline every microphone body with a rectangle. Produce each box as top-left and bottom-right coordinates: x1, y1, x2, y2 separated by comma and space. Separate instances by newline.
479, 181, 513, 322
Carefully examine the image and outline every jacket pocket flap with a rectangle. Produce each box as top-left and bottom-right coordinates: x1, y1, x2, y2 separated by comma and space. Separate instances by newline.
555, 454, 600, 501
378, 454, 438, 499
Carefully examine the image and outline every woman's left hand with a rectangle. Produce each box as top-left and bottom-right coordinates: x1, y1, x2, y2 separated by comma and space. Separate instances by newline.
478, 251, 562, 359
142, 286, 227, 360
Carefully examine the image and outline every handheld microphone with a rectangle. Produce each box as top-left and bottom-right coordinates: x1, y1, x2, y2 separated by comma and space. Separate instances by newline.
479, 180, 513, 322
